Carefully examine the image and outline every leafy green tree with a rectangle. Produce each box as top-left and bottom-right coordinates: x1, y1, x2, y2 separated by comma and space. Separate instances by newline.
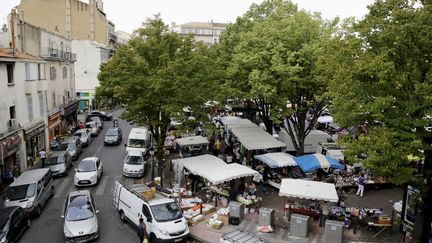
217, 0, 335, 155
326, 0, 432, 240
97, 16, 219, 158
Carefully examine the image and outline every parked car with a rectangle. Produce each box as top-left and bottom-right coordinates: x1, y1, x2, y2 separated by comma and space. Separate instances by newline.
90, 116, 103, 130
74, 129, 92, 147
85, 122, 99, 137
122, 149, 145, 178
62, 190, 99, 242
0, 206, 31, 243
74, 157, 103, 186
61, 136, 82, 161
86, 111, 112, 121
44, 150, 73, 177
104, 127, 122, 145
4, 168, 54, 217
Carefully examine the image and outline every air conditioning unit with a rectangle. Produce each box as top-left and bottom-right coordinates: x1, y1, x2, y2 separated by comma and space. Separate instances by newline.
8, 119, 17, 128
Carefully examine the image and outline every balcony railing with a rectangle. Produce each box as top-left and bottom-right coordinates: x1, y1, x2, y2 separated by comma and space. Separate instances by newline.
41, 48, 77, 62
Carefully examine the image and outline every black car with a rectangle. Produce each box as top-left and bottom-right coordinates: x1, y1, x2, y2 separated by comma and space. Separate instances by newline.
0, 207, 31, 243
86, 111, 113, 122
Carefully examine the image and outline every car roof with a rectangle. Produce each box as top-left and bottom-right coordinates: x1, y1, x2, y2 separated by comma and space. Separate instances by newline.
61, 136, 78, 143
86, 121, 96, 125
75, 129, 88, 133
80, 157, 99, 163
107, 128, 120, 132
10, 168, 50, 187
68, 190, 91, 198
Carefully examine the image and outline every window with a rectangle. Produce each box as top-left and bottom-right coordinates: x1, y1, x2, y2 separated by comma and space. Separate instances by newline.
50, 66, 57, 80
52, 92, 56, 108
38, 64, 41, 80
25, 63, 30, 80
39, 94, 44, 115
9, 106, 16, 119
27, 95, 33, 121
7, 63, 14, 84
62, 66, 67, 79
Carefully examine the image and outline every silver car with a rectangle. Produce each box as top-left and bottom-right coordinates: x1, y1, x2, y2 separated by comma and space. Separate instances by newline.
44, 150, 73, 177
104, 127, 122, 145
74, 129, 92, 147
85, 122, 99, 137
62, 190, 99, 243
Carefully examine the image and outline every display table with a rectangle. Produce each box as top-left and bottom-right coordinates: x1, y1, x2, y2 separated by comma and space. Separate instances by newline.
268, 180, 281, 189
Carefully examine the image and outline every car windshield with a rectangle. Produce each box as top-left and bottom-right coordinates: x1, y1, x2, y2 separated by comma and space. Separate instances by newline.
46, 156, 64, 165
78, 160, 96, 172
6, 184, 36, 201
106, 130, 118, 136
66, 195, 94, 221
67, 143, 76, 150
150, 202, 182, 222
126, 155, 143, 165
128, 139, 146, 148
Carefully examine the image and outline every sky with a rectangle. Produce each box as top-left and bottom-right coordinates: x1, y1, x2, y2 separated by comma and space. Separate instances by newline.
0, 0, 375, 34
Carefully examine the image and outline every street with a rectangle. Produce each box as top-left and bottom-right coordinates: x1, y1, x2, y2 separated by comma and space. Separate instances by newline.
19, 110, 149, 243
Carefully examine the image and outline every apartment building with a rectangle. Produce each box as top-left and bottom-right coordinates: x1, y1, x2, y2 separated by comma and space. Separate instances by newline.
171, 21, 228, 45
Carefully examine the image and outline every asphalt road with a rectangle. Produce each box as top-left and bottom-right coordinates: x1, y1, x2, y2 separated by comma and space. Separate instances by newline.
19, 110, 150, 243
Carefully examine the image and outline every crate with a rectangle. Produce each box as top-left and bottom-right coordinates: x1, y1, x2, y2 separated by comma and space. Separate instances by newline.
378, 216, 391, 225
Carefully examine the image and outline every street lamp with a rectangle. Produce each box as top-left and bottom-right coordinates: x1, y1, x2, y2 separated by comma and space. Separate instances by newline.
150, 148, 155, 180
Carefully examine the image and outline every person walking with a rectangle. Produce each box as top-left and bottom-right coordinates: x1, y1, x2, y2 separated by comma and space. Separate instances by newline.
137, 218, 147, 243
39, 149, 46, 166
356, 172, 365, 197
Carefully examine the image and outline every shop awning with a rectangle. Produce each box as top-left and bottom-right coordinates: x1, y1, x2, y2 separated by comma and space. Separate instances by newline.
254, 152, 297, 168
174, 136, 209, 148
279, 179, 339, 202
231, 127, 286, 151
173, 154, 260, 185
220, 117, 258, 128
317, 115, 333, 124
294, 153, 344, 173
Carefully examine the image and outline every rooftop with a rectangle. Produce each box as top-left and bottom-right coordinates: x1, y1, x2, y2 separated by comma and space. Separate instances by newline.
0, 48, 43, 61
178, 21, 228, 29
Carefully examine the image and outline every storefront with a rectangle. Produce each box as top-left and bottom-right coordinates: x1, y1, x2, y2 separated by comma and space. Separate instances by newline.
24, 121, 46, 168
0, 130, 23, 184
48, 110, 62, 141
62, 100, 79, 135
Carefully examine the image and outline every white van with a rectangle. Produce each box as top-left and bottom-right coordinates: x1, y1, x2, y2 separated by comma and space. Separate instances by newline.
126, 128, 152, 155
123, 149, 145, 178
4, 168, 54, 217
278, 129, 333, 154
113, 181, 189, 242
317, 142, 345, 162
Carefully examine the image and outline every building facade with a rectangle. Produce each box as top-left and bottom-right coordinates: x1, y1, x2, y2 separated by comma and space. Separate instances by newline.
72, 39, 109, 111
0, 48, 46, 178
17, 0, 108, 45
171, 21, 227, 45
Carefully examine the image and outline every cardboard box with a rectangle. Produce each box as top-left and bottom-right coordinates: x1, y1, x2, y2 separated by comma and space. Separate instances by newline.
211, 220, 223, 230
218, 215, 229, 226
378, 216, 391, 225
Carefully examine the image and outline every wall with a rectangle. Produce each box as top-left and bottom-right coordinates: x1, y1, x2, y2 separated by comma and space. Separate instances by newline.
72, 39, 102, 93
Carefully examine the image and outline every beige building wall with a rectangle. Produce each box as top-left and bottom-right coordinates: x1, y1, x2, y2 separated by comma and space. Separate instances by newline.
18, 0, 67, 38
17, 0, 108, 45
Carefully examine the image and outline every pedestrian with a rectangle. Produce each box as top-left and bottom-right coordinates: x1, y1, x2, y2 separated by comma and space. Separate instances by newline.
27, 153, 34, 168
12, 165, 20, 179
137, 218, 147, 243
39, 149, 46, 166
356, 172, 365, 197
261, 167, 269, 195
213, 139, 221, 156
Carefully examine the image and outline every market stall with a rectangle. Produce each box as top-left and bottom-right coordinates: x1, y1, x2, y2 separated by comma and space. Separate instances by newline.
174, 135, 209, 157
230, 127, 286, 151
279, 179, 339, 219
254, 152, 298, 189
294, 153, 344, 173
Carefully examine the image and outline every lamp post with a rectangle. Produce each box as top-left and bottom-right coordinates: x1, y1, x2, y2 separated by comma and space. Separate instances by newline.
150, 148, 155, 181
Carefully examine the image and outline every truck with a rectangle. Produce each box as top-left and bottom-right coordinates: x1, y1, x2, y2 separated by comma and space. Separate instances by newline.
316, 142, 345, 162
277, 129, 333, 154
125, 127, 153, 155
112, 181, 189, 242
219, 229, 269, 243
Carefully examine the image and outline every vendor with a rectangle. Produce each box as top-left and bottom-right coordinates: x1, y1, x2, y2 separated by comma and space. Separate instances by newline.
228, 180, 238, 201
247, 181, 256, 196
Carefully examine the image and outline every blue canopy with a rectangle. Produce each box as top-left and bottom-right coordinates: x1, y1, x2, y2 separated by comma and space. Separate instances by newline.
254, 152, 297, 168
294, 153, 344, 173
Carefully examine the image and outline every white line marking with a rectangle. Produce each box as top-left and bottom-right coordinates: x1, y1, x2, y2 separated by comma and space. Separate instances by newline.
95, 175, 109, 195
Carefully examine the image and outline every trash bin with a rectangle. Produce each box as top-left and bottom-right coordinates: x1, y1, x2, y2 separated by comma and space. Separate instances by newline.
229, 201, 244, 225
258, 208, 274, 226
324, 220, 344, 243
290, 213, 309, 238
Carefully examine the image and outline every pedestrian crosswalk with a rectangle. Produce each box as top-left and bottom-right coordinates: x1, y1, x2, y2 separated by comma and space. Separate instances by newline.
53, 174, 147, 200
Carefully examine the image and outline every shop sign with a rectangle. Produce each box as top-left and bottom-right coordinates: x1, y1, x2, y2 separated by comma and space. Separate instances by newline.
48, 111, 62, 129
24, 122, 45, 140
62, 100, 78, 117
0, 132, 21, 159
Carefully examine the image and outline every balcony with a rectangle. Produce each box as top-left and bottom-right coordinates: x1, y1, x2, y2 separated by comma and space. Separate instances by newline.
37, 79, 47, 92
108, 32, 117, 42
41, 48, 77, 62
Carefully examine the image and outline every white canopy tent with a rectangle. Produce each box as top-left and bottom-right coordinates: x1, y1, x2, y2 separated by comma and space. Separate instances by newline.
279, 179, 339, 202
173, 154, 260, 185
174, 136, 209, 148
231, 127, 286, 151
254, 152, 297, 168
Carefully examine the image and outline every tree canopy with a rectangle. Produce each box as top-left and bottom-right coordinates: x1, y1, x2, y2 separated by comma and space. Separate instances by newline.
324, 0, 432, 240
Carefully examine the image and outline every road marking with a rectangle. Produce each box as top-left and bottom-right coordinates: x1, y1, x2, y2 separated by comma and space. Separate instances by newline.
96, 175, 109, 195
276, 228, 286, 239
54, 178, 71, 198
